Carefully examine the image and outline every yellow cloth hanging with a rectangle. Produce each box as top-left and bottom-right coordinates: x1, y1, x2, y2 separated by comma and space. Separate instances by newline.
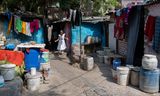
22, 21, 26, 34
7, 16, 13, 35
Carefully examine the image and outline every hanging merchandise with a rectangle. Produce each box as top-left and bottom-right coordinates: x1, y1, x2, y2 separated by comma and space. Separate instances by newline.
145, 16, 156, 41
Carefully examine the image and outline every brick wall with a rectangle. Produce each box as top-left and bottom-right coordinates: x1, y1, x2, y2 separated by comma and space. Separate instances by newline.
118, 40, 128, 56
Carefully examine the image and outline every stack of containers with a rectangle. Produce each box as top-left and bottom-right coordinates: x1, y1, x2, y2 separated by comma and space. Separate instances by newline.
40, 49, 51, 83
96, 47, 112, 64
103, 47, 112, 64
111, 58, 121, 80
83, 56, 94, 71
140, 54, 159, 93
40, 49, 50, 69
96, 50, 104, 63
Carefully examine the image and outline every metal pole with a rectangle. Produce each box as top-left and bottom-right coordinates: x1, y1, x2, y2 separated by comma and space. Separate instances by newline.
79, 0, 82, 64
79, 10, 82, 64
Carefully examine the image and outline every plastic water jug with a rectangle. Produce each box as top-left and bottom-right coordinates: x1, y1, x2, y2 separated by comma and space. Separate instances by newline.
112, 58, 121, 70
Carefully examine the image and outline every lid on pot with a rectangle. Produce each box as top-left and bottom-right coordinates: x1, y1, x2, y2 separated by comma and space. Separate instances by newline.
117, 66, 129, 71
0, 64, 16, 68
25, 72, 42, 79
143, 54, 156, 58
0, 75, 4, 87
132, 67, 140, 72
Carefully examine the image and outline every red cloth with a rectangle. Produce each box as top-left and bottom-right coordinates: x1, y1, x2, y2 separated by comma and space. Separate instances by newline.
145, 16, 156, 41
114, 14, 125, 40
30, 19, 39, 33
0, 50, 7, 60
0, 50, 24, 66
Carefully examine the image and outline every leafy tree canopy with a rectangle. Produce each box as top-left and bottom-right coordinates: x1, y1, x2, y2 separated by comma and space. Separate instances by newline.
0, 0, 119, 16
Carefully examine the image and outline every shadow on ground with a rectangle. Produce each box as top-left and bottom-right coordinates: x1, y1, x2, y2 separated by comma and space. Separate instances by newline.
93, 55, 116, 84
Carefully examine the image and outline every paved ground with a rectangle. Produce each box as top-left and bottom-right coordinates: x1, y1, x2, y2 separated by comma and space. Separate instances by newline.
23, 54, 160, 96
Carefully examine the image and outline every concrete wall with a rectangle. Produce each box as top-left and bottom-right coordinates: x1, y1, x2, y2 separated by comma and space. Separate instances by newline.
108, 23, 116, 51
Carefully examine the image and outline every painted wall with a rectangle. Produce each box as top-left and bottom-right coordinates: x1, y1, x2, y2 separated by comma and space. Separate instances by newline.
71, 22, 106, 47
109, 23, 116, 51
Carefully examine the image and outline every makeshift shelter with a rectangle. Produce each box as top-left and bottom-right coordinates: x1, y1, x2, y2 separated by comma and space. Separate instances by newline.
72, 17, 109, 54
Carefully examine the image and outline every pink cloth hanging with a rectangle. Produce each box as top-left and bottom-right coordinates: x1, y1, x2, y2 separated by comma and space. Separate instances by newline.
30, 19, 40, 33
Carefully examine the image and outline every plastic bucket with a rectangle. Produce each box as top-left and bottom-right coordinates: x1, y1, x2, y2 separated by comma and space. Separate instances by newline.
83, 57, 94, 71
140, 68, 159, 93
131, 67, 140, 87
25, 49, 40, 71
96, 50, 104, 56
117, 67, 130, 86
40, 62, 51, 71
25, 72, 42, 91
112, 58, 121, 70
0, 75, 4, 87
104, 56, 109, 64
111, 68, 117, 80
0, 64, 16, 81
40, 50, 49, 63
97, 55, 104, 63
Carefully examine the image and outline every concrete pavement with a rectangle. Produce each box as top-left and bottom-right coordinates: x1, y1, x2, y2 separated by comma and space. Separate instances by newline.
24, 54, 160, 96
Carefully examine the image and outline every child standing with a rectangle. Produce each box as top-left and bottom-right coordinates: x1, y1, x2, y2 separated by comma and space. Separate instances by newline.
55, 30, 68, 54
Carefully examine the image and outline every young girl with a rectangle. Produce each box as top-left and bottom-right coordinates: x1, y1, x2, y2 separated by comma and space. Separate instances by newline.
55, 30, 68, 54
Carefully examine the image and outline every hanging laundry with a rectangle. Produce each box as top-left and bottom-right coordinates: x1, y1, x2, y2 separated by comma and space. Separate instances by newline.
152, 17, 160, 53
75, 10, 82, 26
69, 9, 73, 20
30, 21, 34, 33
22, 21, 26, 34
15, 16, 22, 33
126, 5, 144, 66
26, 22, 32, 36
14, 16, 18, 34
30, 19, 40, 33
116, 9, 121, 16
123, 8, 131, 25
47, 25, 53, 42
145, 16, 156, 41
114, 13, 125, 40
73, 10, 76, 23
71, 11, 74, 28
7, 16, 13, 35
34, 19, 40, 30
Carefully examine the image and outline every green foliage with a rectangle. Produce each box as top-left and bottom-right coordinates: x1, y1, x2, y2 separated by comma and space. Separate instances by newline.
59, 0, 80, 10
0, 0, 46, 14
92, 0, 119, 16
0, 0, 119, 16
